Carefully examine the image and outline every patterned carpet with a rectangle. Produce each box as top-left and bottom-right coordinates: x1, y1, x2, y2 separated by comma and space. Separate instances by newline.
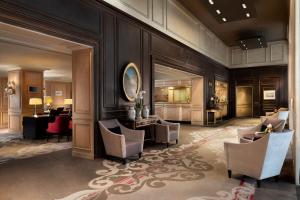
0, 118, 296, 200
58, 119, 262, 200
0, 132, 72, 164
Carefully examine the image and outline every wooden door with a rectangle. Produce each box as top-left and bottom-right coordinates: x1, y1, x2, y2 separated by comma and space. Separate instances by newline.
72, 48, 94, 159
236, 86, 253, 117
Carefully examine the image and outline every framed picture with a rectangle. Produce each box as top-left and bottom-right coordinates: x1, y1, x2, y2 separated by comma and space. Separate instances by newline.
122, 62, 141, 102
263, 90, 276, 100
55, 90, 63, 96
28, 86, 39, 93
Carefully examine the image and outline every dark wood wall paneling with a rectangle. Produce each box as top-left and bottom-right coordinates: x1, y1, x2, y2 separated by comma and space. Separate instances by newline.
229, 66, 288, 117
0, 0, 229, 157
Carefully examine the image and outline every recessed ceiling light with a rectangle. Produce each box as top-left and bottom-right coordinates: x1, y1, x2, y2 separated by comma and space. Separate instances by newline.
245, 47, 248, 50
208, 0, 214, 5
216, 9, 221, 14
222, 17, 227, 22
258, 38, 261, 41
242, 4, 247, 9
246, 13, 250, 18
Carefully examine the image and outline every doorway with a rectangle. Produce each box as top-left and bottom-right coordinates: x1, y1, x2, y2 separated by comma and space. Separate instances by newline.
154, 64, 204, 125
236, 86, 253, 117
0, 22, 94, 159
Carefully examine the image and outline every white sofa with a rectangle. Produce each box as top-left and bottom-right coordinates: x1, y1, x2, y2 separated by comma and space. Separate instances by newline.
224, 130, 294, 187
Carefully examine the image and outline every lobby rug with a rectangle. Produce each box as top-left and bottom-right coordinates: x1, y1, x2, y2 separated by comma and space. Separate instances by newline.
0, 134, 72, 164
58, 120, 260, 200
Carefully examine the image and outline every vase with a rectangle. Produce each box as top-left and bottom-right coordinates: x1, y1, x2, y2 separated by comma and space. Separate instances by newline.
135, 108, 142, 119
128, 106, 136, 121
142, 105, 149, 118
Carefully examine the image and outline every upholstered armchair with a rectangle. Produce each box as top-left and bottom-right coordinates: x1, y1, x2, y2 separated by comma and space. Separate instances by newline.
98, 119, 145, 163
155, 118, 180, 147
237, 119, 286, 143
260, 108, 289, 123
224, 130, 293, 187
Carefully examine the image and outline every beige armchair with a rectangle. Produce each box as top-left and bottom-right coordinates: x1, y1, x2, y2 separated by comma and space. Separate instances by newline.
224, 130, 293, 187
98, 119, 145, 163
155, 119, 180, 147
237, 119, 286, 143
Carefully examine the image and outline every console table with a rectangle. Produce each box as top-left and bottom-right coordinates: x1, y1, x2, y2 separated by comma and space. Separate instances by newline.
121, 117, 158, 141
206, 109, 223, 125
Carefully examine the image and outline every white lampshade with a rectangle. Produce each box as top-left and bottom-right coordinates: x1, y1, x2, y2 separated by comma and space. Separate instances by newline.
29, 98, 43, 105
64, 98, 72, 105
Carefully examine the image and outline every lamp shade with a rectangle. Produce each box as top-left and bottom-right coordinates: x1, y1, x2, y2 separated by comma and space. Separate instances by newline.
44, 96, 53, 104
29, 98, 43, 105
64, 98, 72, 105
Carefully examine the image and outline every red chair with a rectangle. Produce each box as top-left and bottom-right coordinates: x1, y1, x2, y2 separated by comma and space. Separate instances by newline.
46, 115, 69, 142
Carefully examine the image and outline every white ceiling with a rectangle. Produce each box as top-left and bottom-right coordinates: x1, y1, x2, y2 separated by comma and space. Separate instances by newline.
0, 22, 89, 82
155, 64, 201, 80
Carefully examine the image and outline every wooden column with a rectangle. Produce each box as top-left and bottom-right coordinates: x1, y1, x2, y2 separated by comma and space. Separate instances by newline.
72, 49, 94, 159
0, 77, 8, 128
8, 70, 22, 133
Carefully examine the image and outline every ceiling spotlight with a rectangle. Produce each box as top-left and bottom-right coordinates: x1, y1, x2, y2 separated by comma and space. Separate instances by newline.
222, 17, 227, 22
258, 38, 261, 41
242, 4, 247, 9
246, 13, 250, 18
240, 41, 244, 43
208, 0, 214, 5
216, 9, 221, 14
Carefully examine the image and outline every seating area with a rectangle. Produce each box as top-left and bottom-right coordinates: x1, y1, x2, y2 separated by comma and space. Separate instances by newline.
1, 1, 300, 200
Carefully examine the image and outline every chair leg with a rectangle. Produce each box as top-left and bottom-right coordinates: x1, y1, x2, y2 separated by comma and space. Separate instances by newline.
122, 159, 127, 165
166, 143, 169, 148
138, 152, 142, 158
275, 175, 279, 182
46, 135, 49, 142
256, 180, 261, 188
57, 135, 60, 143
176, 139, 178, 144
227, 170, 232, 178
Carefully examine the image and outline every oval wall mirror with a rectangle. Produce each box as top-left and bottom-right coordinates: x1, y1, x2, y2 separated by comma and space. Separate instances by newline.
122, 62, 141, 102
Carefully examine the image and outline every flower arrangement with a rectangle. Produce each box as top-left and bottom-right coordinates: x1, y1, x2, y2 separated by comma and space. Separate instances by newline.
209, 94, 220, 108
264, 123, 273, 134
135, 90, 146, 109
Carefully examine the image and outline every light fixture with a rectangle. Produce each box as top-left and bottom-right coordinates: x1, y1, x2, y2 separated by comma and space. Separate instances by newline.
64, 98, 73, 116
29, 98, 43, 118
208, 0, 214, 5
44, 96, 53, 111
4, 81, 16, 95
246, 13, 250, 18
222, 18, 227, 22
242, 3, 247, 9
216, 9, 221, 14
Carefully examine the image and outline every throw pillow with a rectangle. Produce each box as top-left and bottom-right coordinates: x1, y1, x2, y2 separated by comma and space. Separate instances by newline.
108, 126, 122, 135
260, 124, 267, 132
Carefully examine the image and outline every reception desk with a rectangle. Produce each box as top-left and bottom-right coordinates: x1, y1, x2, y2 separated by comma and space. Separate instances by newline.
155, 103, 203, 125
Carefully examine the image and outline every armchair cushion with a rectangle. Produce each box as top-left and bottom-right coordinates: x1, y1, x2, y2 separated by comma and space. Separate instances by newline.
108, 127, 122, 135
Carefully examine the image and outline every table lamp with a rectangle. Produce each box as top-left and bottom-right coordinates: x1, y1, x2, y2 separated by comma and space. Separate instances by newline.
64, 98, 72, 116
29, 98, 43, 118
44, 96, 53, 111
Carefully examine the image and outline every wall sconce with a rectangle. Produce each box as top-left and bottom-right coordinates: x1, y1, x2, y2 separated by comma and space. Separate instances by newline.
4, 81, 16, 95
